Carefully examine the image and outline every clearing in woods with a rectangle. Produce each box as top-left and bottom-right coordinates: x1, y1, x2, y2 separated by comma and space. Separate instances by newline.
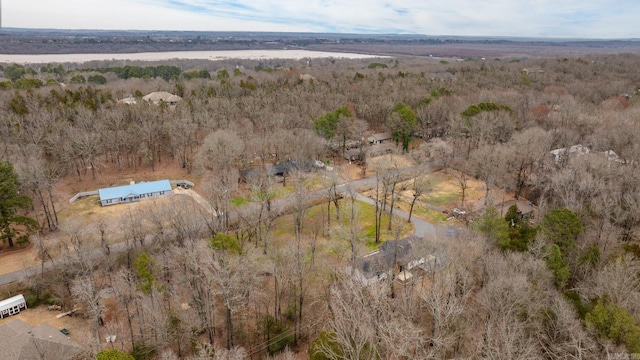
0, 160, 196, 275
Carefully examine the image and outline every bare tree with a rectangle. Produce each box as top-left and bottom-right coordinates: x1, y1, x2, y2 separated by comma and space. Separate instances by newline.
195, 129, 245, 172
209, 250, 253, 350
172, 240, 217, 345
314, 272, 385, 360
408, 173, 431, 223
423, 271, 465, 348
502, 127, 551, 199
469, 144, 503, 206
72, 275, 105, 352
333, 185, 365, 268
452, 165, 470, 209
13, 149, 61, 231
201, 168, 239, 235
324, 171, 341, 232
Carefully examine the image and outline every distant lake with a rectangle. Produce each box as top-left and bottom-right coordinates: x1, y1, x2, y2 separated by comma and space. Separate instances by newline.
0, 50, 387, 64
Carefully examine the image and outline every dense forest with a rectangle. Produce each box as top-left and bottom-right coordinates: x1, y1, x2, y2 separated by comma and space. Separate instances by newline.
1, 52, 640, 359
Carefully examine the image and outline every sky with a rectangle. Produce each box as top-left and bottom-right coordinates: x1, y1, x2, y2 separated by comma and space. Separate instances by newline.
3, 0, 639, 39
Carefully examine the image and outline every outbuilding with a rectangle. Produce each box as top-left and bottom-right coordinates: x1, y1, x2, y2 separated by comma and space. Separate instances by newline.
368, 132, 394, 145
98, 179, 172, 206
0, 294, 27, 319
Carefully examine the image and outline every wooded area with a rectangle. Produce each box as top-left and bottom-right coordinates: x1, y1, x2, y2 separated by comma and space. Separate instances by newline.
1, 52, 640, 359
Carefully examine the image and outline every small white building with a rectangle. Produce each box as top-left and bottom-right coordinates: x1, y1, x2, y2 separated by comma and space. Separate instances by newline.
117, 96, 138, 105
0, 294, 27, 319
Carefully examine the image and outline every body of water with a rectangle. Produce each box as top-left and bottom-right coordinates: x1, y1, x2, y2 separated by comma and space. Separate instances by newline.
0, 49, 387, 64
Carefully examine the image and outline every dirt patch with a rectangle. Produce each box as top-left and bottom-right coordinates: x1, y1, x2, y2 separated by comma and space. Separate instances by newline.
56, 159, 197, 214
0, 244, 39, 276
331, 153, 416, 182
366, 154, 416, 176
336, 162, 365, 181
421, 170, 486, 212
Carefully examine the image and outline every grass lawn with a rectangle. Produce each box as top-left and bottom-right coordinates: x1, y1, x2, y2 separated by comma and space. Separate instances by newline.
236, 174, 325, 205
272, 199, 413, 253
59, 195, 102, 224
231, 196, 247, 206
425, 192, 461, 207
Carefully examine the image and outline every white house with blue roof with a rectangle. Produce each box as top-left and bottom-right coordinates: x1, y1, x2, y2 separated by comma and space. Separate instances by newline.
98, 179, 172, 206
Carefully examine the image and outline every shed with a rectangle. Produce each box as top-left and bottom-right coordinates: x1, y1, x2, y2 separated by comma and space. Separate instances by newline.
98, 179, 172, 206
368, 132, 393, 145
0, 294, 27, 319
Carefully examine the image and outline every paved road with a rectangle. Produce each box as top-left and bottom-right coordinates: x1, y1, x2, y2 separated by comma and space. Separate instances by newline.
0, 163, 450, 286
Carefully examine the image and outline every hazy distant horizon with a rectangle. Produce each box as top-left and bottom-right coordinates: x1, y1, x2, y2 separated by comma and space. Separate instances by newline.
0, 49, 388, 65
4, 1, 639, 39
3, 27, 638, 42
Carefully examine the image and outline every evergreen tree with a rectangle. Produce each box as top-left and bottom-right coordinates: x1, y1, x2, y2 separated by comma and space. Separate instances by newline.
0, 161, 38, 248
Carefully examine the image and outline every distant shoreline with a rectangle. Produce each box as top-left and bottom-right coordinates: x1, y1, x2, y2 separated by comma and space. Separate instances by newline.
0, 50, 388, 64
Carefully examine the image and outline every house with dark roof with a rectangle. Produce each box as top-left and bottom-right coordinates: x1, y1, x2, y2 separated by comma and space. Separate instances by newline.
496, 199, 535, 219
343, 148, 362, 161
355, 236, 440, 285
98, 179, 172, 206
240, 162, 299, 183
0, 319, 84, 360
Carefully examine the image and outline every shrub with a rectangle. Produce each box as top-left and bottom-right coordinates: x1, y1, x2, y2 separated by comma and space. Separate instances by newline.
585, 297, 640, 352
88, 74, 107, 84
97, 349, 135, 360
130, 342, 157, 360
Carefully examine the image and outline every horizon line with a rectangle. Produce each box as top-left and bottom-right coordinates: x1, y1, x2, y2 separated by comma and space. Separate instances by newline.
1, 27, 639, 42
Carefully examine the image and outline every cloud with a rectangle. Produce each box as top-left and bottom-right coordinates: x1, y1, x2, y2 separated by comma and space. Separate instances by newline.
3, 0, 639, 38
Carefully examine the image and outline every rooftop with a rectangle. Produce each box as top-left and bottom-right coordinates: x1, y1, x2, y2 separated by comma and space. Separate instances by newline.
0, 319, 84, 360
142, 91, 182, 104
98, 179, 172, 201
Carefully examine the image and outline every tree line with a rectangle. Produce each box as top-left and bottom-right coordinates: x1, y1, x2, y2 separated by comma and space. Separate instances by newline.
1, 53, 640, 358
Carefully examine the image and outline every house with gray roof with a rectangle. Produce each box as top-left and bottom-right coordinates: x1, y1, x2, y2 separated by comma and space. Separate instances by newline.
142, 91, 182, 105
98, 179, 172, 206
430, 72, 456, 80
368, 132, 394, 145
0, 319, 84, 360
355, 236, 441, 285
368, 143, 396, 157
